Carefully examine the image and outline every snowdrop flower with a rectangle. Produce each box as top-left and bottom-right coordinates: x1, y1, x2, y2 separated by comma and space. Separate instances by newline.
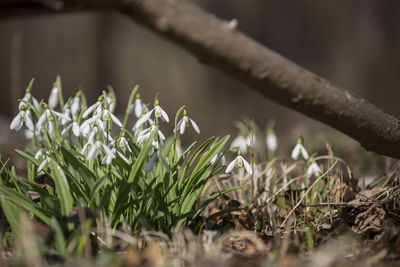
291, 138, 309, 160
105, 95, 116, 113
266, 131, 277, 152
230, 134, 255, 154
225, 150, 252, 174
307, 161, 321, 178
81, 142, 92, 156
35, 149, 45, 160
48, 84, 59, 108
10, 104, 34, 132
80, 110, 105, 137
36, 104, 71, 131
71, 91, 83, 118
137, 122, 165, 145
176, 110, 200, 134
61, 119, 81, 137
19, 87, 39, 110
132, 109, 153, 132
210, 152, 226, 165
87, 139, 115, 161
118, 133, 132, 153
102, 102, 122, 128
129, 94, 145, 118
145, 151, 170, 172
144, 99, 169, 122
102, 144, 129, 165
61, 105, 71, 125
82, 96, 103, 118
36, 151, 51, 173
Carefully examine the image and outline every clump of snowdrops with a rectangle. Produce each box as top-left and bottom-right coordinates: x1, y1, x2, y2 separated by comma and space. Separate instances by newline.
1, 77, 243, 239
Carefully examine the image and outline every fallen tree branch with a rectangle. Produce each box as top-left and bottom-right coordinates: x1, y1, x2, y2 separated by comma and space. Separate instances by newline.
2, 0, 400, 158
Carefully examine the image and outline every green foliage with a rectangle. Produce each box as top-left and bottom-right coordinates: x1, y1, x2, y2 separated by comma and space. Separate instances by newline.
1, 78, 237, 258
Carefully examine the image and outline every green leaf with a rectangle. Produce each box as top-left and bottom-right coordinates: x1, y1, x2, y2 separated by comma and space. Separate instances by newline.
192, 135, 230, 174
51, 218, 66, 258
89, 172, 112, 205
0, 196, 21, 232
50, 161, 73, 216
60, 147, 96, 188
16, 149, 41, 166
128, 131, 154, 185
0, 186, 51, 225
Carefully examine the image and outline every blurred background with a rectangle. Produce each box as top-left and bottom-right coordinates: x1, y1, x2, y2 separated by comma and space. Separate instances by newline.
1, 0, 400, 173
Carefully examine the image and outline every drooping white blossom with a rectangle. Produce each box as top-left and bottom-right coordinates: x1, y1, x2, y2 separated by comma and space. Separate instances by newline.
176, 110, 200, 134
36, 105, 71, 131
230, 134, 255, 154
117, 134, 132, 153
291, 138, 309, 160
82, 96, 103, 118
307, 161, 321, 178
19, 87, 39, 110
48, 85, 59, 109
10, 104, 34, 132
129, 94, 145, 118
266, 132, 277, 152
225, 150, 252, 174
210, 152, 226, 165
143, 99, 169, 123
137, 123, 165, 145
87, 140, 115, 161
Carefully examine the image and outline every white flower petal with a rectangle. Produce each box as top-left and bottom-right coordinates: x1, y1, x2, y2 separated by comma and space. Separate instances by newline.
301, 147, 309, 160
210, 154, 218, 165
10, 113, 22, 130
179, 117, 187, 134
241, 156, 253, 174
72, 122, 80, 136
291, 144, 301, 160
267, 134, 277, 151
82, 103, 97, 118
110, 112, 123, 127
53, 111, 71, 122
32, 97, 39, 110
81, 143, 90, 155
36, 113, 47, 130
159, 107, 169, 122
71, 97, 80, 115
134, 99, 143, 118
101, 143, 115, 159
38, 158, 49, 173
132, 111, 152, 131
225, 158, 238, 173
48, 87, 59, 108
87, 143, 98, 160
189, 118, 200, 134
25, 113, 35, 131
117, 151, 130, 164
61, 124, 72, 135
231, 136, 248, 154
158, 130, 165, 140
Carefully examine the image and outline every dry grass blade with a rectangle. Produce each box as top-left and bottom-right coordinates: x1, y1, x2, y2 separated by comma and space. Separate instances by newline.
280, 161, 338, 228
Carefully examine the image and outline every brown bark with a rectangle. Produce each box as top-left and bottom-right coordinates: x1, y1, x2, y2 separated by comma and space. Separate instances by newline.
2, 0, 400, 158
